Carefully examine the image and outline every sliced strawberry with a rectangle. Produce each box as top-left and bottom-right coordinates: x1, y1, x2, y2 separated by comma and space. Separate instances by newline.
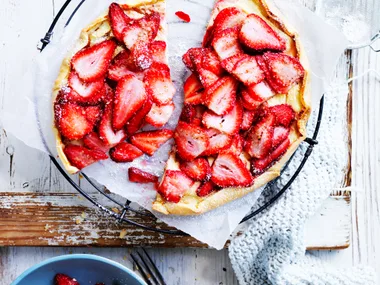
241, 109, 255, 131
270, 104, 295, 127
272, 126, 290, 148
196, 180, 216, 197
109, 142, 143, 162
122, 21, 145, 50
201, 48, 224, 76
84, 105, 102, 126
130, 129, 173, 156
180, 157, 211, 181
54, 273, 80, 285
175, 11, 191, 22
67, 72, 104, 104
212, 26, 243, 60
239, 14, 286, 51
55, 102, 94, 140
109, 3, 132, 42
174, 121, 209, 161
202, 26, 214, 47
204, 76, 237, 115
188, 48, 221, 88
221, 54, 244, 73
231, 55, 265, 86
145, 102, 175, 128
157, 170, 193, 203
261, 52, 305, 94
113, 74, 147, 130
213, 7, 245, 34
252, 137, 290, 175
128, 167, 158, 183
182, 49, 196, 71
98, 94, 127, 146
211, 152, 253, 187
108, 50, 139, 81
202, 128, 232, 156
71, 40, 116, 82
125, 96, 153, 135
150, 41, 167, 64
247, 81, 276, 101
244, 113, 275, 159
184, 73, 204, 105
228, 134, 244, 156
83, 132, 109, 153
144, 62, 176, 105
131, 43, 153, 71
202, 102, 242, 135
241, 88, 263, 111
180, 104, 196, 123
63, 145, 108, 170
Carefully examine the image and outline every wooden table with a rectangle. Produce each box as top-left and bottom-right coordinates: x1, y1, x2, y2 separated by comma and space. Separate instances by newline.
1, 0, 379, 284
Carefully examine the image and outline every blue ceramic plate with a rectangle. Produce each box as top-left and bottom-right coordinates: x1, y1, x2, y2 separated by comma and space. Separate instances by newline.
12, 254, 146, 285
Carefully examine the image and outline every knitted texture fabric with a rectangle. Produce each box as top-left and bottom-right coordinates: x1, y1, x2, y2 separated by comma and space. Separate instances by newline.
229, 85, 377, 284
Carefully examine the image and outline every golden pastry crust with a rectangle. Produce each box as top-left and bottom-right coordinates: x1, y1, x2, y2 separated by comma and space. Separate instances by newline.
52, 0, 166, 174
152, 0, 311, 215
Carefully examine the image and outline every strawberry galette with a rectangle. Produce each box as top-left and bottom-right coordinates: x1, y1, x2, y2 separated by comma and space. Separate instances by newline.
152, 0, 310, 215
53, 1, 176, 174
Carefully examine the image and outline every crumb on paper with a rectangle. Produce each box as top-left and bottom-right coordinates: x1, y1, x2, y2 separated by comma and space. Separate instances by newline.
75, 218, 82, 225
120, 229, 128, 238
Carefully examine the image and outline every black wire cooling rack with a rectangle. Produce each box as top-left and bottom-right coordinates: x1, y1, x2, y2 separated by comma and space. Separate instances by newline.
40, 0, 322, 236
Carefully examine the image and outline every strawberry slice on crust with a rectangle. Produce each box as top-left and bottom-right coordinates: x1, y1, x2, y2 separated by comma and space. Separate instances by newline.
109, 142, 144, 162
241, 109, 256, 131
54, 273, 80, 285
239, 14, 286, 52
212, 26, 243, 60
212, 7, 246, 35
108, 3, 132, 42
184, 73, 204, 105
180, 104, 196, 123
201, 48, 224, 76
145, 102, 175, 128
83, 105, 102, 126
211, 152, 253, 187
231, 55, 265, 86
112, 74, 147, 130
180, 157, 211, 181
174, 121, 209, 161
157, 170, 194, 203
228, 133, 244, 156
128, 167, 158, 183
252, 137, 290, 175
270, 104, 296, 127
196, 180, 216, 197
144, 62, 176, 105
63, 145, 108, 170
202, 102, 243, 135
125, 95, 153, 135
67, 72, 104, 104
244, 113, 275, 159
71, 40, 116, 82
241, 81, 275, 111
150, 41, 167, 64
182, 49, 196, 71
130, 129, 174, 156
108, 50, 144, 81
221, 54, 244, 73
272, 126, 290, 149
204, 76, 238, 115
202, 128, 232, 156
83, 132, 110, 153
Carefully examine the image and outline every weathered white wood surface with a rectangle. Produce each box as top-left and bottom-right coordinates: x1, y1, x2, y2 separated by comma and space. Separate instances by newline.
0, 0, 379, 284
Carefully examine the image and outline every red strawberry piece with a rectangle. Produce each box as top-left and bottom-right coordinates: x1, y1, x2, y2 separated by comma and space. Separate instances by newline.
202, 102, 243, 135
247, 81, 276, 100
145, 102, 175, 128
221, 54, 245, 73
150, 41, 167, 64
130, 129, 174, 156
109, 3, 132, 42
113, 74, 147, 130
241, 109, 256, 131
228, 134, 244, 156
131, 43, 153, 71
241, 88, 263, 111
125, 95, 153, 135
244, 113, 275, 159
213, 7, 246, 34
67, 72, 104, 104
55, 102, 94, 140
180, 103, 196, 123
180, 157, 211, 181
272, 126, 290, 148
83, 132, 110, 153
202, 26, 214, 47
71, 40, 116, 82
201, 48, 224, 76
184, 73, 204, 105
270, 104, 295, 127
174, 121, 209, 161
63, 145, 108, 170
128, 167, 158, 183
204, 76, 237, 115
175, 11, 191, 22
109, 142, 144, 162
98, 94, 127, 146
203, 128, 232, 156
261, 52, 305, 94
157, 170, 193, 203
196, 180, 216, 197
211, 152, 253, 187
239, 14, 286, 52
212, 26, 243, 60
182, 49, 196, 71
108, 50, 138, 81
231, 55, 265, 86
84, 105, 102, 126
54, 273, 80, 285
144, 62, 176, 105
252, 137, 290, 175
188, 48, 220, 88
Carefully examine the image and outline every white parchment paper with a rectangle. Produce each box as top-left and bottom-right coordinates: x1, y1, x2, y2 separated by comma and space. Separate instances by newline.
2, 0, 348, 249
